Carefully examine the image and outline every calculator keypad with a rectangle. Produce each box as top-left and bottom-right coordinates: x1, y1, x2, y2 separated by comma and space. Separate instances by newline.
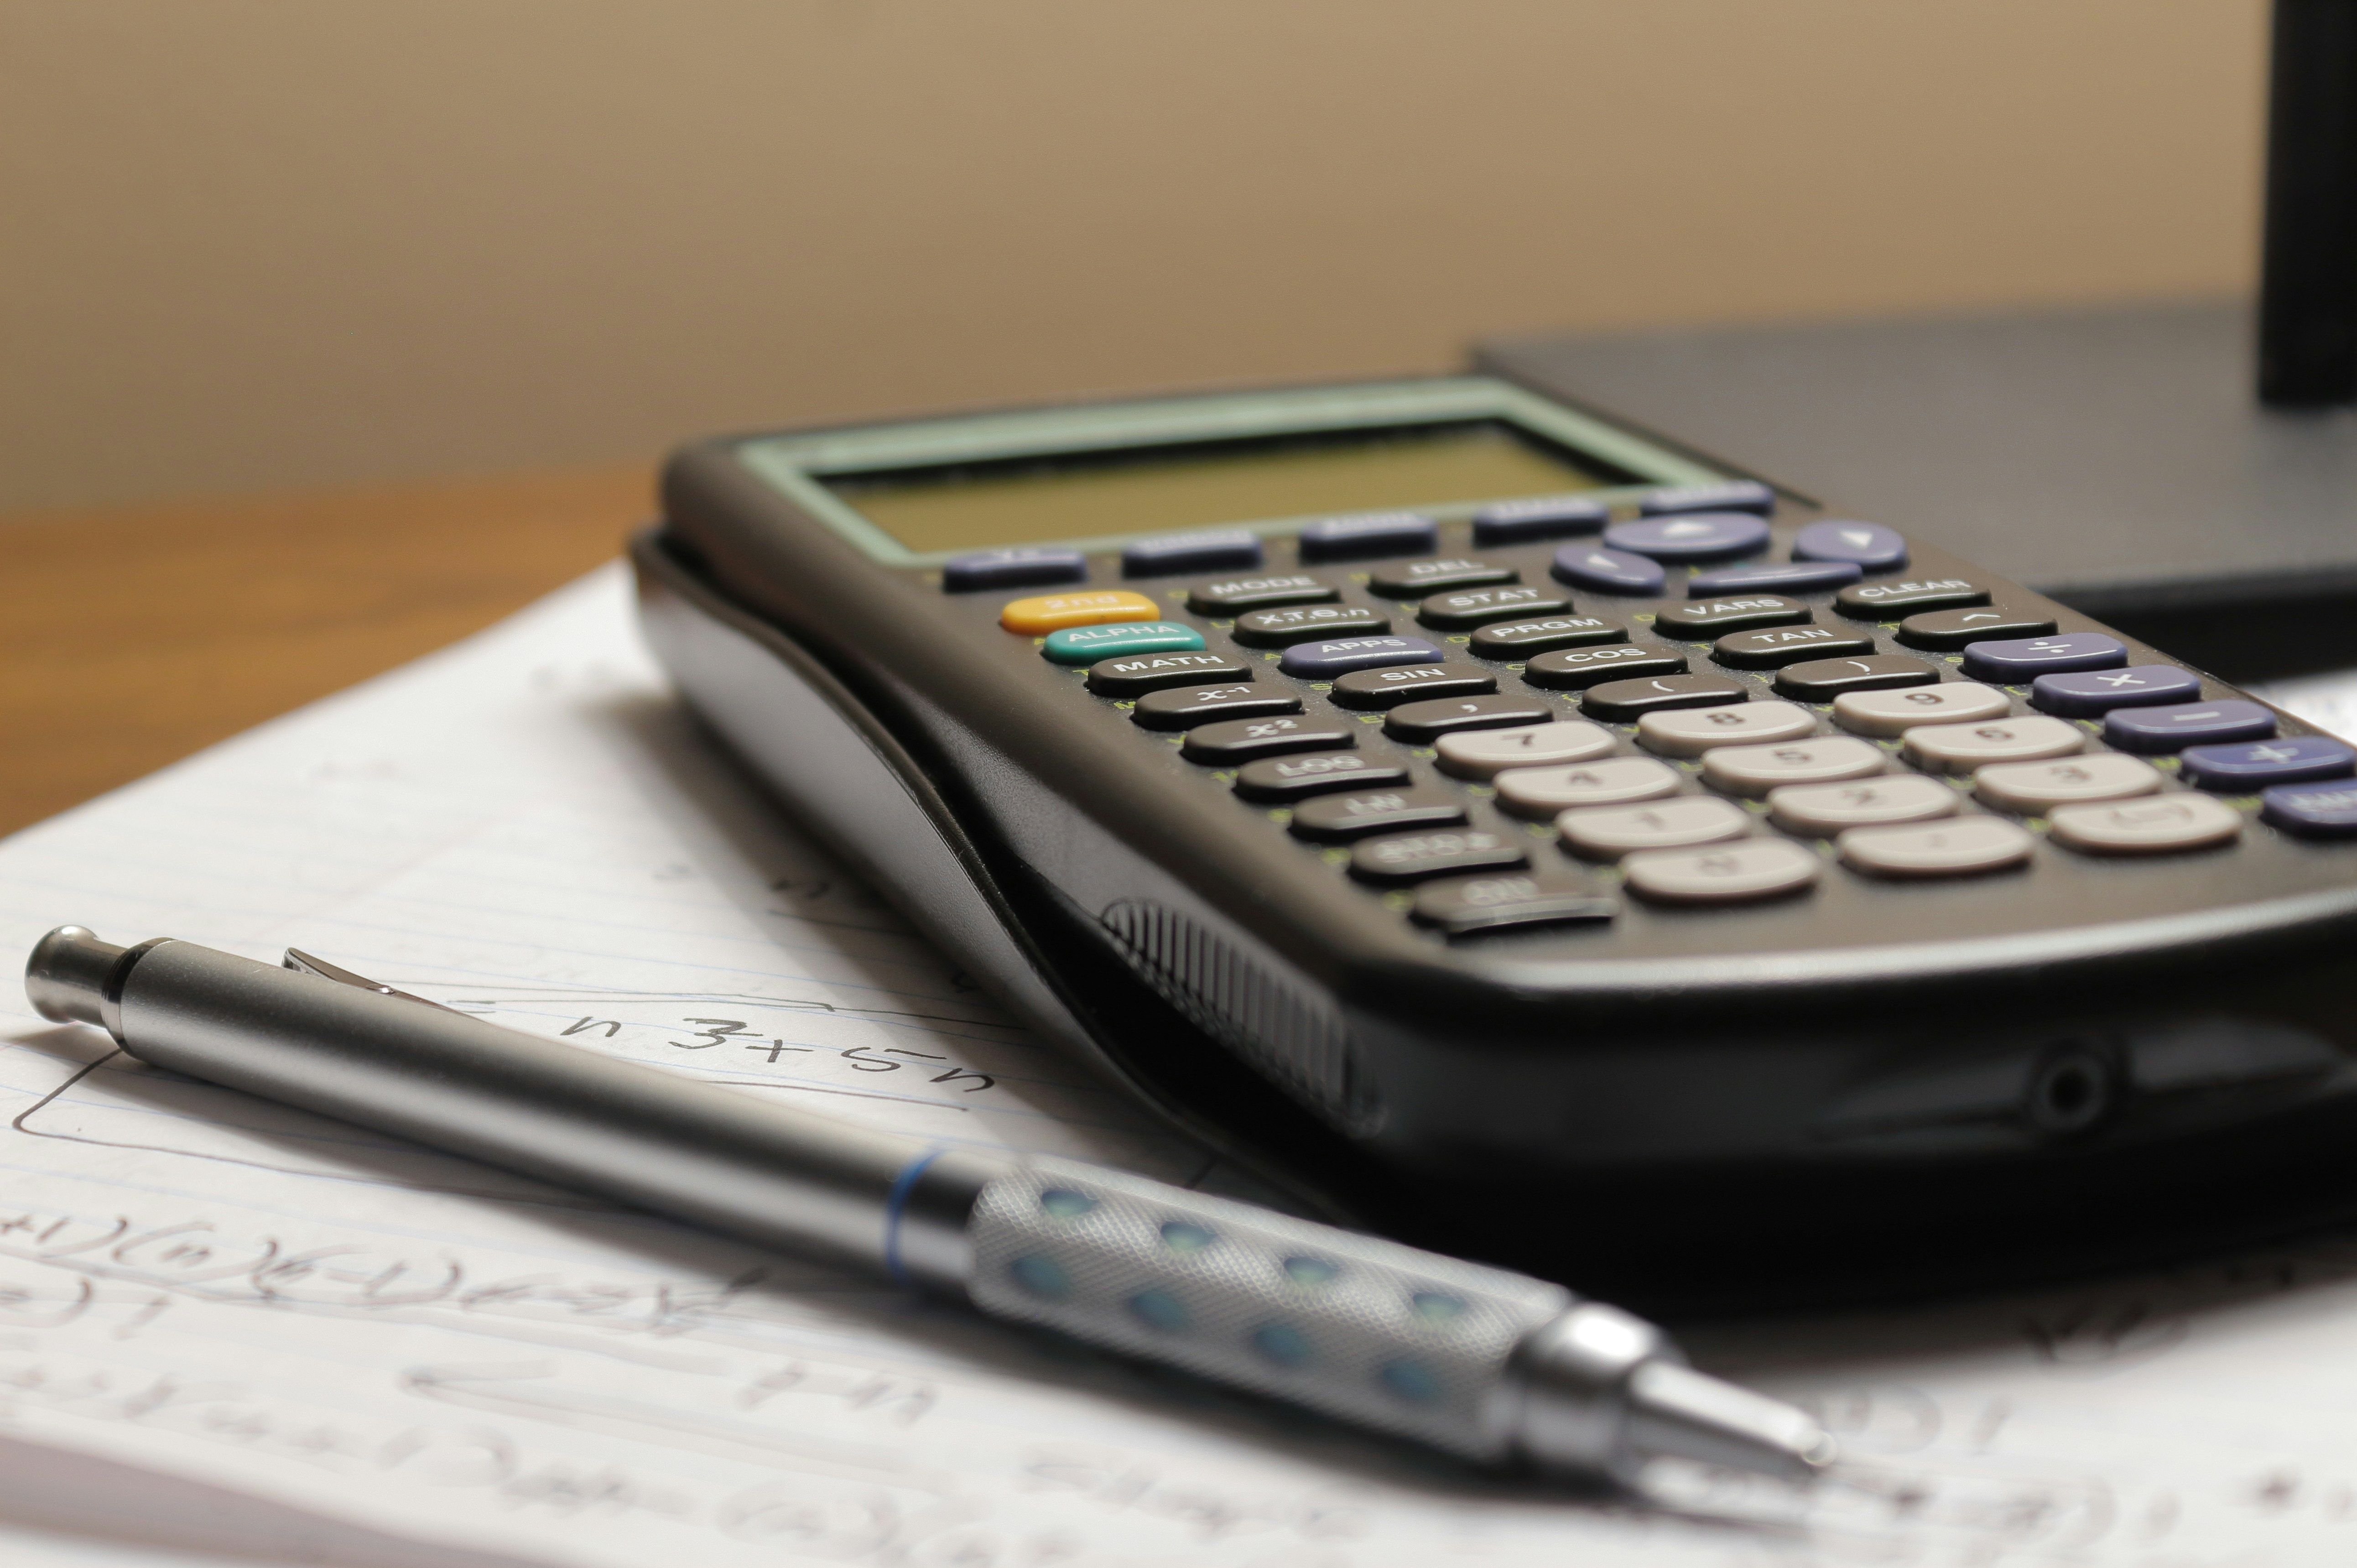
985, 494, 2335, 948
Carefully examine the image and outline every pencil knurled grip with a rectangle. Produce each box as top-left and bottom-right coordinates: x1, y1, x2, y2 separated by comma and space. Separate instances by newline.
964, 1157, 1572, 1460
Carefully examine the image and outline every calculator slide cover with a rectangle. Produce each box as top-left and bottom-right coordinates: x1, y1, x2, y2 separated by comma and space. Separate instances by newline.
634, 376, 2357, 1308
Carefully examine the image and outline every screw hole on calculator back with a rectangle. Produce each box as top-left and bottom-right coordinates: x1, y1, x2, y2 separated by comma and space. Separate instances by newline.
2027, 1043, 2119, 1138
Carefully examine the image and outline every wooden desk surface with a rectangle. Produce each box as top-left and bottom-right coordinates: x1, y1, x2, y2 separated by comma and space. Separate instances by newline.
0, 467, 654, 838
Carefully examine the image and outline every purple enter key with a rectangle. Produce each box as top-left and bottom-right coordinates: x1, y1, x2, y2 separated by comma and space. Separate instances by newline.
1959, 632, 2126, 682
1279, 635, 1443, 679
2180, 735, 2355, 790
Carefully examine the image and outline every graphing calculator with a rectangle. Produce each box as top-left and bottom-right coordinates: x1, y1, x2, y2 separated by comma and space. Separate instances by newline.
632, 375, 2357, 1308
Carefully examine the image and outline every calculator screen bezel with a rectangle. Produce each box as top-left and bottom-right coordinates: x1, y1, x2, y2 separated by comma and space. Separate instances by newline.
735, 377, 1725, 568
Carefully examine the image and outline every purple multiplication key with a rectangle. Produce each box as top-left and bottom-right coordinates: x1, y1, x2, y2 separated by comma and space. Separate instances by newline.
1603, 512, 1772, 562
2263, 779, 2357, 836
2102, 699, 2277, 753
2180, 735, 2357, 789
1791, 521, 1909, 571
1277, 635, 1444, 679
2030, 665, 2202, 716
1959, 632, 2127, 682
1551, 544, 1668, 595
1686, 561, 1863, 596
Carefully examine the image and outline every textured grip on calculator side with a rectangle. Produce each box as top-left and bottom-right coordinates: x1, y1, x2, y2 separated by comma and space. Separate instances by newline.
965, 1157, 1572, 1460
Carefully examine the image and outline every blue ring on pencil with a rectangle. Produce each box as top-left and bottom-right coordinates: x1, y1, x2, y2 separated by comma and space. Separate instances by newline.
882, 1146, 948, 1292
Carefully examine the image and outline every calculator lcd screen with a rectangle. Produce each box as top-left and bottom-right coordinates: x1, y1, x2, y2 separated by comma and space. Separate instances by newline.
822, 420, 1618, 556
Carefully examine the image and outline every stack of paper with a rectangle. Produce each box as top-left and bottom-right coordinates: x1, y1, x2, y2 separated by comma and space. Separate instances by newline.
4, 565, 2356, 1566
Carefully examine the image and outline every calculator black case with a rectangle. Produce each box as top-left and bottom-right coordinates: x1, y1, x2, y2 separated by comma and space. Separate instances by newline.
632, 375, 2357, 1312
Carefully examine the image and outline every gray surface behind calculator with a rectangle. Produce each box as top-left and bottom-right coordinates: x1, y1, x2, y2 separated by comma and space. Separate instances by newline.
1478, 302, 2357, 619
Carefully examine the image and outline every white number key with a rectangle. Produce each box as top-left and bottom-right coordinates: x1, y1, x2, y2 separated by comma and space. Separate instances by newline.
1838, 816, 2035, 878
1494, 756, 1683, 817
1768, 773, 1959, 835
1973, 752, 2163, 813
1558, 796, 1749, 859
1833, 682, 2010, 737
1435, 719, 1615, 779
1622, 839, 1821, 904
1701, 736, 1886, 796
1904, 714, 2085, 773
2048, 793, 2243, 854
1636, 700, 1815, 757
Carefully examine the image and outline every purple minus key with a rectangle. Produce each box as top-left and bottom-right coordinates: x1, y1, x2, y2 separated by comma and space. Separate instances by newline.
1279, 635, 1445, 679
2102, 699, 2277, 753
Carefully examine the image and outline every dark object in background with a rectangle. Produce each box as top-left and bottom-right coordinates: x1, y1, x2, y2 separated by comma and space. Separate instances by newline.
2261, 0, 2357, 405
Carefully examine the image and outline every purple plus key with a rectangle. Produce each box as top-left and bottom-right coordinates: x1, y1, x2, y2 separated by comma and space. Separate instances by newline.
1278, 635, 1444, 679
1551, 544, 1668, 595
1959, 632, 2126, 682
2180, 735, 2356, 789
1603, 512, 1772, 562
2263, 779, 2357, 836
2103, 699, 2277, 753
2029, 664, 2201, 716
1686, 560, 1863, 596
1791, 520, 1909, 571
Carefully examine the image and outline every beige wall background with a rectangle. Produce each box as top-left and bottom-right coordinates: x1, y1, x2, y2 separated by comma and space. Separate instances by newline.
0, 0, 2267, 515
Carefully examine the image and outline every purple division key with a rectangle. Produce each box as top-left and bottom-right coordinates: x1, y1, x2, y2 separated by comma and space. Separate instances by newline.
1959, 632, 2127, 682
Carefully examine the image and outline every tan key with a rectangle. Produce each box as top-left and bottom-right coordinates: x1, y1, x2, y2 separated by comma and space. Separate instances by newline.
1903, 714, 2085, 773
1838, 816, 2035, 878
2048, 793, 2243, 854
1636, 700, 1816, 757
1768, 773, 1959, 835
1973, 752, 2163, 813
1701, 736, 1886, 797
1832, 682, 2010, 737
1435, 719, 1615, 779
1558, 796, 1749, 860
1494, 756, 1682, 817
1623, 839, 1821, 904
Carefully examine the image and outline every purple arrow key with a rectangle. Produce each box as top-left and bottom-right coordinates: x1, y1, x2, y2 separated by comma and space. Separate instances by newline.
2030, 664, 2202, 715
1278, 635, 1444, 679
1603, 512, 1772, 562
1551, 544, 1668, 595
1959, 632, 2127, 682
2264, 779, 2357, 836
1686, 560, 1863, 596
2180, 735, 2356, 789
2103, 699, 2277, 753
1792, 520, 1909, 571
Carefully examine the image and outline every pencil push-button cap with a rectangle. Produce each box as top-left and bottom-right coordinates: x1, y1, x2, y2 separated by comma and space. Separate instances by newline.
1493, 755, 1682, 816
1000, 589, 1163, 636
1436, 720, 1617, 778
1409, 872, 1618, 935
1832, 682, 2010, 737
1768, 774, 1958, 836
1128, 680, 1296, 729
1416, 585, 1569, 631
1286, 787, 1467, 842
2048, 793, 2243, 854
1582, 674, 1749, 723
1894, 606, 2057, 651
1327, 663, 1498, 710
1469, 615, 1627, 658
1773, 654, 1940, 703
1903, 715, 2085, 774
1559, 796, 1750, 859
1838, 816, 2034, 878
1367, 557, 1516, 596
1524, 643, 1687, 690
1653, 595, 1809, 639
1233, 603, 1389, 647
1349, 828, 1528, 884
1834, 577, 1989, 619
1622, 839, 1821, 904
1180, 714, 1354, 766
1636, 700, 1816, 758
1084, 651, 1249, 698
1383, 694, 1553, 745
1700, 736, 1885, 797
1712, 624, 1875, 670
1972, 753, 2164, 813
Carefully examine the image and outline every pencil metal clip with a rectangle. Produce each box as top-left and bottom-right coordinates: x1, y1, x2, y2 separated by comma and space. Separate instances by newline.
283, 948, 464, 1015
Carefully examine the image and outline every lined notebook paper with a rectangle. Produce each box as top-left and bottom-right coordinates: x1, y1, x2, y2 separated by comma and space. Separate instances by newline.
4, 564, 2357, 1566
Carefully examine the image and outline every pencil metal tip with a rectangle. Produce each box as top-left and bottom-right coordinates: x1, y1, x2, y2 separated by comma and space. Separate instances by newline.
1623, 1358, 1834, 1482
